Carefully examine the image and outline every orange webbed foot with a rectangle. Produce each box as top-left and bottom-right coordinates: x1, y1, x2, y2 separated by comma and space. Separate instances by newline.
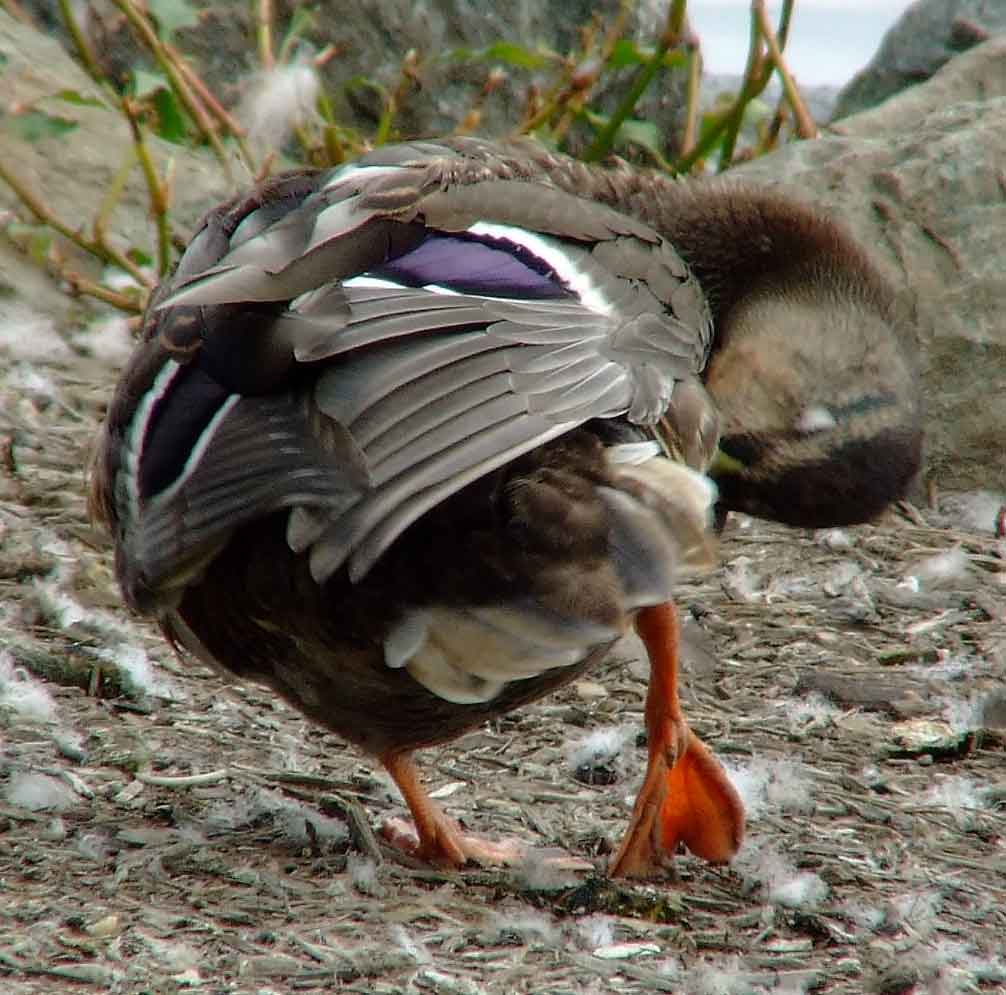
381, 752, 592, 871
659, 727, 744, 863
380, 814, 522, 868
608, 722, 744, 878
609, 602, 745, 879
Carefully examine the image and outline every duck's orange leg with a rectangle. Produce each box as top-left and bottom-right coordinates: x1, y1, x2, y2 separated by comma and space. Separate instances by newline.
381, 752, 468, 865
380, 752, 536, 868
609, 601, 745, 878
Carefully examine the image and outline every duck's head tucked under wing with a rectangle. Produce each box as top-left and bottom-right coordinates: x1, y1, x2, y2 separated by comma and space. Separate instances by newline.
515, 154, 923, 527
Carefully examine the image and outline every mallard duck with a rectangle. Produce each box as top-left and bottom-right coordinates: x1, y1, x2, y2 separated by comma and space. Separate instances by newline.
90, 138, 920, 877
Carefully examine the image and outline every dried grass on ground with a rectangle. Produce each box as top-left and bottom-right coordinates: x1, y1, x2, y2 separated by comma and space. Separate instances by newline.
1, 320, 1005, 994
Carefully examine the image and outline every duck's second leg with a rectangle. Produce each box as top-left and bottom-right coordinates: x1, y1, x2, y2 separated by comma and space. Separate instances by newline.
609, 601, 745, 878
380, 751, 526, 867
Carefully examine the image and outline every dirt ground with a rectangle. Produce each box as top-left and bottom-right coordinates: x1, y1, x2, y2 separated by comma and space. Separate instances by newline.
1, 321, 1005, 995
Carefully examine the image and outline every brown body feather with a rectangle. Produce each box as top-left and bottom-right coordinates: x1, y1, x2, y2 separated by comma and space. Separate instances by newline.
168, 432, 626, 755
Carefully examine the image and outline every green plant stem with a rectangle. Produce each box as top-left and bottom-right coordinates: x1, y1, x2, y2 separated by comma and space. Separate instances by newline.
716, 6, 768, 168
374, 98, 396, 146
57, 0, 106, 86
673, 0, 798, 173
583, 0, 687, 162
374, 51, 419, 146
255, 0, 275, 70
111, 0, 235, 183
678, 36, 702, 159
753, 0, 816, 138
774, 0, 796, 50
91, 150, 152, 288
518, 89, 564, 135
0, 160, 150, 288
122, 99, 173, 277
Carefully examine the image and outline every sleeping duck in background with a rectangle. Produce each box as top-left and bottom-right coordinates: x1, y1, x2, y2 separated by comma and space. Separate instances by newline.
90, 138, 921, 877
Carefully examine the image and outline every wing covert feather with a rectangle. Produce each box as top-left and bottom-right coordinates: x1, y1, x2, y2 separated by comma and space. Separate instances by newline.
129, 140, 714, 592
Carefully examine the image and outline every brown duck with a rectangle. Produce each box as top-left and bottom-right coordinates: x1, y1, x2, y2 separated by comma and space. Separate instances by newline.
91, 138, 920, 876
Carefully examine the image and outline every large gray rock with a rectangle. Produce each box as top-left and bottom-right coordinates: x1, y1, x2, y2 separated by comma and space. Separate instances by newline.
832, 0, 1006, 121
734, 37, 1006, 493
0, 11, 231, 324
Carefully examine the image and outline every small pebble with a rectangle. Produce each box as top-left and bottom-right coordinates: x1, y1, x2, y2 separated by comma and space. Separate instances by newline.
574, 680, 608, 700
87, 914, 122, 938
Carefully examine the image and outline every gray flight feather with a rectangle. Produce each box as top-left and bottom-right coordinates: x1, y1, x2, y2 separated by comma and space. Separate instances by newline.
141, 140, 714, 589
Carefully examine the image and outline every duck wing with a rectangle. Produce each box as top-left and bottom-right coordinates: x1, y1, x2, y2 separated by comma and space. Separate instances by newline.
99, 140, 712, 607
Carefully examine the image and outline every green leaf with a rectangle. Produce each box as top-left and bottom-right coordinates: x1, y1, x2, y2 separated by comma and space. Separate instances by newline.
612, 117, 663, 156
127, 247, 155, 267
344, 75, 388, 100
483, 41, 550, 69
0, 52, 9, 72
607, 39, 687, 71
696, 112, 724, 146
662, 49, 688, 71
151, 86, 187, 143
448, 42, 550, 69
607, 39, 649, 68
147, 0, 200, 40
279, 6, 316, 59
6, 221, 40, 243
742, 97, 772, 124
52, 89, 106, 108
28, 228, 54, 265
582, 111, 668, 164
4, 109, 79, 142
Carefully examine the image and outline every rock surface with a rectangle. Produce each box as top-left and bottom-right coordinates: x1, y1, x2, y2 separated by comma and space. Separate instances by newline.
1, 9, 1003, 491
20, 0, 691, 158
832, 0, 1006, 120
0, 11, 232, 325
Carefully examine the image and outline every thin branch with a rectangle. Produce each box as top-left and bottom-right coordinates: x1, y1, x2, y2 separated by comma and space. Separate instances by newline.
753, 0, 817, 139
57, 0, 106, 86
135, 768, 230, 788
122, 97, 173, 276
0, 0, 31, 24
2, 206, 145, 312
171, 51, 256, 171
0, 160, 151, 287
760, 93, 788, 154
110, 0, 236, 182
61, 269, 145, 312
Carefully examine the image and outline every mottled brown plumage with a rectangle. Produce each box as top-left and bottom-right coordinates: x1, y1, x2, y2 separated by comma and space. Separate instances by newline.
91, 137, 920, 875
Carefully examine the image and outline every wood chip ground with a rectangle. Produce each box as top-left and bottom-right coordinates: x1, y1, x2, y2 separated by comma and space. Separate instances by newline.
1, 333, 1004, 994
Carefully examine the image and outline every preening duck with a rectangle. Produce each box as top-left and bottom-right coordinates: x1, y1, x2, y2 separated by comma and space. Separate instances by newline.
91, 137, 920, 876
